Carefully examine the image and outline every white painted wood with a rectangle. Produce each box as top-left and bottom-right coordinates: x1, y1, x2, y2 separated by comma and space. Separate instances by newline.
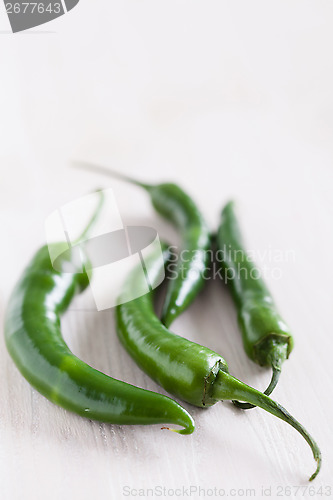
0, 2, 332, 498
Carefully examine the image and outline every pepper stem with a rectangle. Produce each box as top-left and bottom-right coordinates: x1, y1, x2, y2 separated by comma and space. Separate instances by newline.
72, 189, 105, 246
233, 341, 288, 409
213, 370, 321, 481
232, 366, 281, 409
72, 160, 152, 191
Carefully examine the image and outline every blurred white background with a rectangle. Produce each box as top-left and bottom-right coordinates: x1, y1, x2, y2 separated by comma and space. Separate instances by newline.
0, 2, 332, 499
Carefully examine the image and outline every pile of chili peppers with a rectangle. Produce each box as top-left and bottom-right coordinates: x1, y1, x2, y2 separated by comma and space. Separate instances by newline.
4, 167, 321, 481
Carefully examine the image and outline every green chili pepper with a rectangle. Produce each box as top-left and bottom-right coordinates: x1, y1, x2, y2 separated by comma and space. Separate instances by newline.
73, 161, 211, 327
4, 192, 194, 434
216, 201, 294, 409
115, 245, 321, 481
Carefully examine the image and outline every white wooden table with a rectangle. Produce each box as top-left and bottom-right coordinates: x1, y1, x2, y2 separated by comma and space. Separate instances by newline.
1, 2, 332, 499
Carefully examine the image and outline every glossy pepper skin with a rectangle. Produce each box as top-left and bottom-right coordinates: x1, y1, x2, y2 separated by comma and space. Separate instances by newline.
73, 161, 211, 328
144, 182, 210, 327
116, 247, 321, 481
216, 201, 294, 407
4, 205, 194, 434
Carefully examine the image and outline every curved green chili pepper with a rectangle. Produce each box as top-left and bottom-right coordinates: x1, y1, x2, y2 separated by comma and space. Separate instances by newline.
73, 161, 211, 327
216, 201, 293, 408
115, 246, 321, 481
4, 193, 194, 434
